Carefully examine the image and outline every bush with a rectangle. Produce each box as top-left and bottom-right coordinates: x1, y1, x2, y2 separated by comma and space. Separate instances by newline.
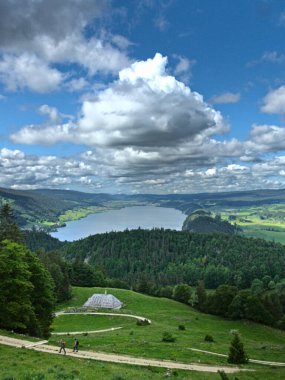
218, 371, 230, 380
136, 319, 150, 326
162, 332, 176, 342
204, 334, 214, 342
112, 376, 125, 380
178, 324, 185, 330
218, 370, 240, 380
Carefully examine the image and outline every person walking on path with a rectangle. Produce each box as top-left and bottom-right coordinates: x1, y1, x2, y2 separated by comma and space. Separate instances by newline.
73, 338, 79, 352
59, 339, 66, 354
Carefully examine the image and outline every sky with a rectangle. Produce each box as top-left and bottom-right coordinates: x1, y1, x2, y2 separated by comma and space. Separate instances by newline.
1, 0, 285, 194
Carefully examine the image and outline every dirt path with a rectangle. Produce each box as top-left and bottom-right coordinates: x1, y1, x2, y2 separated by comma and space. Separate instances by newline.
52, 326, 122, 335
189, 348, 285, 367
55, 311, 151, 324
0, 335, 247, 374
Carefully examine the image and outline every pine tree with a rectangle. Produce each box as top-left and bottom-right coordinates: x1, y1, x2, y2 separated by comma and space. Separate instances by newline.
0, 203, 23, 243
228, 333, 248, 364
196, 280, 207, 310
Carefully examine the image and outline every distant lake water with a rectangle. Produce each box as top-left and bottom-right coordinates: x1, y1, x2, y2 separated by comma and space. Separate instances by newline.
51, 206, 186, 241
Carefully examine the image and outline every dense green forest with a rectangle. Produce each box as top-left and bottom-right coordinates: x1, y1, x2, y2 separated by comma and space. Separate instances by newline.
52, 229, 285, 289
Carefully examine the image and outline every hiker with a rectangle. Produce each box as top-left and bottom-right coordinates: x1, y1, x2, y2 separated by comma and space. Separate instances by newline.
59, 339, 66, 354
73, 338, 79, 352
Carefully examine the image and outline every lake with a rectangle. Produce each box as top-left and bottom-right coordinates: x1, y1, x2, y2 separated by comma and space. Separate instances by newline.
51, 206, 186, 241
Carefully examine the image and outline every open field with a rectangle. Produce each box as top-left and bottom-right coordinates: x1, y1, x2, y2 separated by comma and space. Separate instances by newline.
1, 287, 285, 379
217, 203, 285, 243
52, 287, 285, 365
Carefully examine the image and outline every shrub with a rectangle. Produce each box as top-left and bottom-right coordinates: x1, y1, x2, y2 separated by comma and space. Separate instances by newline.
218, 370, 240, 380
218, 371, 230, 380
162, 332, 176, 342
136, 319, 150, 326
112, 376, 125, 380
204, 334, 214, 342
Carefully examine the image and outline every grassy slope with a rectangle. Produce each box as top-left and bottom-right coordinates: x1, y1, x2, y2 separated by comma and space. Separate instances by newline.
1, 287, 285, 379
53, 288, 285, 364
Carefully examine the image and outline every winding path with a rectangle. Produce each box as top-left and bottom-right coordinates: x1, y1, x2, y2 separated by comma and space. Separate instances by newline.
51, 326, 123, 336
0, 335, 248, 374
189, 348, 285, 367
55, 310, 151, 324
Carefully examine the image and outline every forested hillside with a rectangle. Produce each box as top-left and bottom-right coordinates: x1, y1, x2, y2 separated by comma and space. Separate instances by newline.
0, 187, 107, 229
25, 229, 285, 289
182, 210, 239, 234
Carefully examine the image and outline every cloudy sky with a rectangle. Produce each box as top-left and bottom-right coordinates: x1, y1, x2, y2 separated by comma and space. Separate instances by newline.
1, 0, 285, 194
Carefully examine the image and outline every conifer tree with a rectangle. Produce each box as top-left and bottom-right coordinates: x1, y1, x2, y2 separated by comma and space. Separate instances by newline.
0, 203, 23, 243
228, 333, 248, 364
196, 280, 207, 310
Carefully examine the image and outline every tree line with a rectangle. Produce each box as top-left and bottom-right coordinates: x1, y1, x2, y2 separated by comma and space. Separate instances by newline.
52, 228, 285, 289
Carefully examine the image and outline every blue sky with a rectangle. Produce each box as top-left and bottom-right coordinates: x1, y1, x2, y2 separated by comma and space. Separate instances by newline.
1, 0, 285, 193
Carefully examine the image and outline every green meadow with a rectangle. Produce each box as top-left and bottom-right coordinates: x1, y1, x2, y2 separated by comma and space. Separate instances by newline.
1, 286, 285, 379
51, 287, 285, 364
218, 203, 285, 243
52, 314, 134, 332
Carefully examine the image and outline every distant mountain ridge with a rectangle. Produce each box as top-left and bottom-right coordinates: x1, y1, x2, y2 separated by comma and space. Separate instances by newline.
2, 186, 285, 230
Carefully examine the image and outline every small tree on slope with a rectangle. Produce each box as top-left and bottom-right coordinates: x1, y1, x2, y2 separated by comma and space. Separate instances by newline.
227, 333, 248, 364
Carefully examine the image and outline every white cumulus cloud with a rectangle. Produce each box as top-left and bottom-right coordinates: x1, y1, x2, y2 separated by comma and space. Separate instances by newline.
12, 53, 228, 149
0, 0, 131, 92
261, 85, 285, 114
0, 53, 63, 92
